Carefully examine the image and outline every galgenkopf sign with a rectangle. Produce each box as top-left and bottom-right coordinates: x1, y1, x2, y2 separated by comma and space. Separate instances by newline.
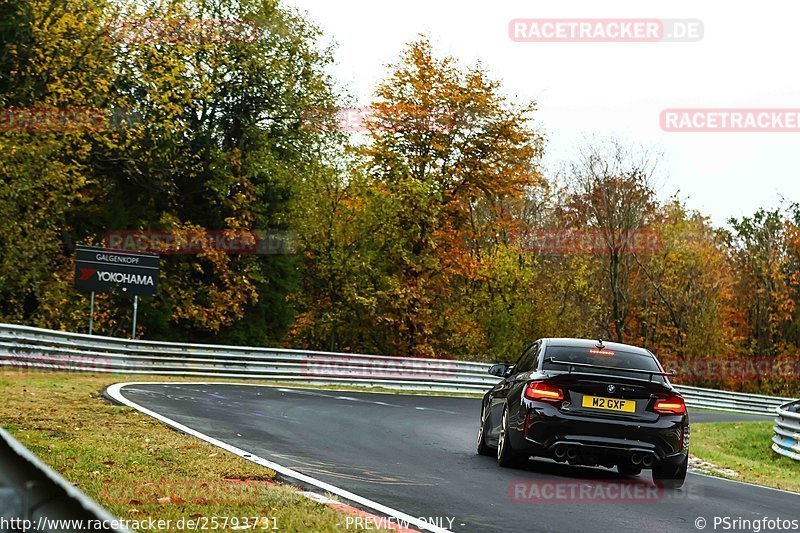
74, 246, 160, 297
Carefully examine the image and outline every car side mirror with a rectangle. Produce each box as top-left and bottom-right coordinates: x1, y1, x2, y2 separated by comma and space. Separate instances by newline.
489, 364, 512, 377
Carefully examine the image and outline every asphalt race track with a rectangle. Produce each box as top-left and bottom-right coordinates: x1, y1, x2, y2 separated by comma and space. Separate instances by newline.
114, 383, 799, 533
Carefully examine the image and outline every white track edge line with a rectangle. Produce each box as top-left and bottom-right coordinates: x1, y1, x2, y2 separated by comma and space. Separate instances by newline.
106, 382, 451, 533
688, 471, 800, 496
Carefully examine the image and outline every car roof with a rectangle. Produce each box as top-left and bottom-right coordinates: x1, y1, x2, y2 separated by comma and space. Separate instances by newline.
542, 338, 653, 356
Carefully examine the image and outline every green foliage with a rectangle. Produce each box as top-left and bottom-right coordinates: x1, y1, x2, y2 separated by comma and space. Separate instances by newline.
1, 0, 336, 343
2, 8, 799, 394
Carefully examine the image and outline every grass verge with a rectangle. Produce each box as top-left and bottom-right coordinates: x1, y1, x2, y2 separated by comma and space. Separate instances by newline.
691, 421, 800, 492
0, 372, 388, 532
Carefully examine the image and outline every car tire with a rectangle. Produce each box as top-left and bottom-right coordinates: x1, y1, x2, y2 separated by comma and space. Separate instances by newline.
497, 406, 526, 468
477, 403, 494, 456
617, 464, 642, 476
653, 456, 688, 489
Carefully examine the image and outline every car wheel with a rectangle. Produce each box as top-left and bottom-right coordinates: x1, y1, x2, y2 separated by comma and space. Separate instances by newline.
617, 464, 642, 476
653, 456, 688, 489
477, 403, 494, 456
497, 406, 525, 468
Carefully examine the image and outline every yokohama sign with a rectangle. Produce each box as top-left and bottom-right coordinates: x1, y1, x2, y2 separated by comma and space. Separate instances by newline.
74, 246, 160, 296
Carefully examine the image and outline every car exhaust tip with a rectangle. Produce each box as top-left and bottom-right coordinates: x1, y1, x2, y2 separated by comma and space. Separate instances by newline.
553, 445, 567, 459
642, 454, 654, 467
566, 447, 579, 460
631, 453, 643, 465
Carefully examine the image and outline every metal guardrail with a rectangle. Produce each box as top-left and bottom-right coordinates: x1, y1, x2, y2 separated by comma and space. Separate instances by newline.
773, 400, 800, 462
0, 323, 794, 414
0, 427, 128, 532
670, 384, 793, 415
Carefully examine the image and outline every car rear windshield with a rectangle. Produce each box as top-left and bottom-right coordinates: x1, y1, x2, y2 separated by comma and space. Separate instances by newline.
542, 346, 665, 382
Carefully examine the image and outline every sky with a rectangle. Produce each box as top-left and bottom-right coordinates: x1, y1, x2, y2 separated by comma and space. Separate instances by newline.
281, 0, 800, 226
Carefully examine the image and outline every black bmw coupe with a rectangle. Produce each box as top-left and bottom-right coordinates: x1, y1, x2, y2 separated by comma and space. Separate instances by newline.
477, 338, 689, 488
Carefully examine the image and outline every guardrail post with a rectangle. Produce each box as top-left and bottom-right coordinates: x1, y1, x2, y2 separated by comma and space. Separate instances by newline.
89, 291, 95, 335
131, 295, 138, 340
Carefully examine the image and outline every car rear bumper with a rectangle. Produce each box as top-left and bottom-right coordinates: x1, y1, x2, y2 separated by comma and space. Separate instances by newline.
512, 404, 689, 463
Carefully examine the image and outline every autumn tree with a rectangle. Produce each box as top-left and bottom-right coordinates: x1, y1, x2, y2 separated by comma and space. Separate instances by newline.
560, 139, 659, 343
629, 200, 736, 359
288, 156, 385, 351
0, 0, 116, 326
726, 209, 797, 355
359, 37, 544, 356
1, 0, 339, 342
87, 0, 338, 340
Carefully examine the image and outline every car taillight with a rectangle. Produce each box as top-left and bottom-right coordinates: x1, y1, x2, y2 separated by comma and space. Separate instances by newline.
523, 381, 564, 403
654, 396, 686, 415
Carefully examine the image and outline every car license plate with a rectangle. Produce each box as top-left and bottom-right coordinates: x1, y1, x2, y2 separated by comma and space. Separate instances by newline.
582, 395, 636, 413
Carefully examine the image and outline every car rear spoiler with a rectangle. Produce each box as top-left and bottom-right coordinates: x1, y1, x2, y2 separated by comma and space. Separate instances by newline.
545, 358, 675, 383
